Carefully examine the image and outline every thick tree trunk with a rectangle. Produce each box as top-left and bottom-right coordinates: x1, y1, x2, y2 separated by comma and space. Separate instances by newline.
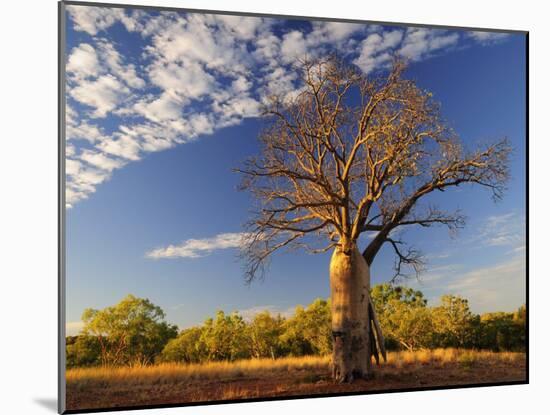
329, 245, 372, 382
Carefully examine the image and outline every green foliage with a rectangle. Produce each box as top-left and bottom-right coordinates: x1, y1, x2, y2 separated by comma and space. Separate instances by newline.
80, 294, 178, 366
371, 285, 525, 352
248, 311, 285, 359
371, 284, 431, 351
66, 335, 101, 368
280, 299, 332, 356
158, 327, 206, 364
68, 290, 526, 368
477, 305, 526, 351
200, 311, 250, 361
371, 284, 427, 310
159, 300, 331, 364
432, 295, 477, 348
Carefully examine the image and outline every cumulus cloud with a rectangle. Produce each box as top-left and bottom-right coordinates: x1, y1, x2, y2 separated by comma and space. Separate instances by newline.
399, 28, 460, 61
133, 92, 185, 123
149, 62, 215, 101
65, 159, 112, 207
353, 27, 466, 73
67, 5, 143, 35
66, 43, 100, 79
66, 120, 106, 143
310, 21, 364, 43
96, 40, 145, 89
96, 133, 142, 161
64, 6, 514, 209
80, 150, 126, 172
66, 40, 144, 118
145, 232, 250, 259
354, 30, 403, 73
280, 30, 308, 63
215, 14, 267, 40
70, 74, 129, 118
468, 31, 510, 45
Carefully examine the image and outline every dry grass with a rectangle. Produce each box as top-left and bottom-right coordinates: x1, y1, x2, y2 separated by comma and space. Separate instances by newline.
385, 348, 522, 367
67, 355, 330, 386
66, 349, 526, 411
67, 349, 523, 386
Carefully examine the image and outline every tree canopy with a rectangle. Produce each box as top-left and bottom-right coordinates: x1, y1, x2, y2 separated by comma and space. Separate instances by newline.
237, 56, 510, 281
67, 290, 525, 368
80, 294, 178, 366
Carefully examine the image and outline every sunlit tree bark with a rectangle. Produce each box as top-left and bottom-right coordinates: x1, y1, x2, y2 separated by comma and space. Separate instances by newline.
237, 56, 510, 382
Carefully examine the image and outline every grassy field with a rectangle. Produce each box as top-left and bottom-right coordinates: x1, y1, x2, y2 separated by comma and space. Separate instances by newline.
66, 349, 526, 411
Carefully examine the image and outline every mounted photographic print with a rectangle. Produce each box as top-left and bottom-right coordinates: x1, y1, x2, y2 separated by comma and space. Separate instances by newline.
58, 1, 528, 413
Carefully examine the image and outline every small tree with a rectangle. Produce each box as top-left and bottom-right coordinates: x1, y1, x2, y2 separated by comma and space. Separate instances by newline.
200, 311, 250, 361
81, 294, 178, 366
238, 56, 510, 382
159, 326, 207, 364
280, 299, 332, 356
478, 311, 526, 351
247, 311, 285, 359
373, 286, 433, 351
66, 335, 101, 368
432, 295, 476, 348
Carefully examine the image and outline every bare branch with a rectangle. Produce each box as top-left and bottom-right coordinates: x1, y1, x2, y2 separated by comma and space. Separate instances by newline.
385, 237, 426, 282
236, 55, 511, 282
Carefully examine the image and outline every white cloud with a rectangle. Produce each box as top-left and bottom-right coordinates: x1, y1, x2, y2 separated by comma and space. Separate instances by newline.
215, 14, 267, 40
310, 21, 364, 43
253, 33, 281, 64
148, 61, 215, 100
65, 159, 112, 206
399, 28, 460, 61
237, 305, 295, 321
231, 75, 252, 94
513, 244, 526, 253
67, 5, 144, 36
66, 321, 85, 336
480, 212, 526, 249
80, 150, 126, 172
67, 40, 144, 118
96, 40, 145, 89
67, 6, 121, 35
64, 9, 513, 209
66, 120, 106, 143
97, 133, 142, 161
280, 30, 308, 63
147, 13, 250, 74
70, 74, 129, 118
66, 43, 100, 79
468, 31, 510, 45
146, 232, 250, 259
406, 255, 526, 314
354, 30, 403, 73
133, 92, 184, 123
446, 256, 526, 313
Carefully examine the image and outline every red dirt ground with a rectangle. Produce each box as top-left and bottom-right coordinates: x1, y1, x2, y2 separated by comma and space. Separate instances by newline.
66, 356, 526, 411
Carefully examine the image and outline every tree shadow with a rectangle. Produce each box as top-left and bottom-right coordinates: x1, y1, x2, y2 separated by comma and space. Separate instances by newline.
34, 398, 57, 412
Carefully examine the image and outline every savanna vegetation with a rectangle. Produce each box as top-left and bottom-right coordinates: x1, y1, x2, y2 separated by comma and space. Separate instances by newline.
66, 289, 526, 410
67, 285, 525, 370
236, 56, 511, 381
65, 56, 523, 410
66, 349, 525, 410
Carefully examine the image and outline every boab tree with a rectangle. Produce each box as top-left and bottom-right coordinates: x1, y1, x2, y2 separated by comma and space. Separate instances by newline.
237, 56, 510, 382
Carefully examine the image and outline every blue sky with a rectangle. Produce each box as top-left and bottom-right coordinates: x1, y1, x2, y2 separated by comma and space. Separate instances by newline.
64, 4, 526, 335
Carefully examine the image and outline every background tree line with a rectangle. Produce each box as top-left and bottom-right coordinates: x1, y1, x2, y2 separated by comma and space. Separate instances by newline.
66, 287, 526, 368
